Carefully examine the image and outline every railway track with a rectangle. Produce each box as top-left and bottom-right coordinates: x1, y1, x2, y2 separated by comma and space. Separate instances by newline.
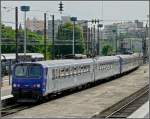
1, 84, 90, 117
1, 103, 31, 117
93, 84, 149, 118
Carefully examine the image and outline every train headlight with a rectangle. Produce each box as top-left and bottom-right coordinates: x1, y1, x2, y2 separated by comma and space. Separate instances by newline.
33, 84, 36, 88
37, 84, 40, 88
13, 84, 16, 88
17, 84, 20, 87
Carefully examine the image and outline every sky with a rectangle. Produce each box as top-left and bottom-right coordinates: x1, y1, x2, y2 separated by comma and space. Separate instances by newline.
1, 1, 149, 28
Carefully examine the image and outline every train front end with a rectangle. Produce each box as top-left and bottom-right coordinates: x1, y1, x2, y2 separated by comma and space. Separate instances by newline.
12, 63, 45, 101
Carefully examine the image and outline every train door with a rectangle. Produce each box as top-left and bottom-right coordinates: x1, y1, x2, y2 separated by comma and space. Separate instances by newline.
45, 68, 54, 94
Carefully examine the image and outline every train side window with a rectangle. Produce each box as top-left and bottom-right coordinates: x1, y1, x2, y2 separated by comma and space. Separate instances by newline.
78, 66, 81, 75
58, 69, 61, 78
52, 69, 55, 80
54, 69, 56, 79
70, 67, 73, 76
86, 65, 88, 72
72, 67, 74, 76
105, 65, 108, 70
74, 66, 77, 75
83, 66, 86, 73
103, 65, 104, 70
80, 65, 83, 73
102, 64, 104, 70
58, 68, 60, 78
68, 67, 71, 76
76, 66, 78, 75
108, 64, 110, 70
103, 64, 106, 70
99, 64, 101, 70
55, 69, 59, 79
86, 65, 89, 72
60, 68, 65, 78
82, 65, 84, 73
88, 65, 91, 72
85, 65, 88, 73
104, 64, 106, 70
65, 68, 69, 76
110, 64, 112, 69
101, 64, 103, 70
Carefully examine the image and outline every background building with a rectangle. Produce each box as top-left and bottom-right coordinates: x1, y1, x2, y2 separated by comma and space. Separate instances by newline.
103, 20, 144, 40
26, 18, 45, 35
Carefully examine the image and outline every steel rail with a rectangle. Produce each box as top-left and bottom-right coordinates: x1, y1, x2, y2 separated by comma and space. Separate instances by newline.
105, 85, 149, 118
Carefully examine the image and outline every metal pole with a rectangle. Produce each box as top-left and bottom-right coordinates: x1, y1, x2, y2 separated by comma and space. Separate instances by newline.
100, 27, 102, 55
130, 38, 132, 52
116, 32, 117, 55
148, 0, 150, 103
93, 25, 95, 56
89, 27, 91, 55
8, 60, 11, 85
15, 7, 18, 63
52, 15, 55, 59
97, 25, 100, 55
91, 27, 93, 56
24, 11, 26, 56
44, 13, 46, 60
145, 25, 148, 63
0, 1, 2, 117
86, 27, 88, 55
72, 21, 75, 55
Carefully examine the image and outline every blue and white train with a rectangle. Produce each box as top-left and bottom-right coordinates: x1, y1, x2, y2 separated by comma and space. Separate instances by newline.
11, 53, 142, 101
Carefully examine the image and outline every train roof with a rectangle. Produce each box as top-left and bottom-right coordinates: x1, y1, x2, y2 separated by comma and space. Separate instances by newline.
117, 54, 138, 59
34, 56, 120, 67
16, 56, 120, 68
95, 56, 119, 62
1, 53, 44, 60
14, 54, 138, 68
36, 59, 94, 68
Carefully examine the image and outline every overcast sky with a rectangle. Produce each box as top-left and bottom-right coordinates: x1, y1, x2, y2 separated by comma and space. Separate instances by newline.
1, 1, 149, 27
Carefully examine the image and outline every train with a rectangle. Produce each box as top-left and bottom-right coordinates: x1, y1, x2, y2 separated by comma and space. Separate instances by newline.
11, 53, 142, 101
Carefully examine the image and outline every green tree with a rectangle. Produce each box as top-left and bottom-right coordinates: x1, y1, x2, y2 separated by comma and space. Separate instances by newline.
2, 25, 16, 53
102, 44, 113, 56
56, 22, 85, 57
1, 25, 52, 58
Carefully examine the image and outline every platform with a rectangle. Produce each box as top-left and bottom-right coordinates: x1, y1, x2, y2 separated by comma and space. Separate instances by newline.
1, 95, 13, 100
1, 86, 11, 97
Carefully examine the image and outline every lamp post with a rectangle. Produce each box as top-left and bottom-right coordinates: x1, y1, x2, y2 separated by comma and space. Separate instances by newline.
112, 29, 117, 55
21, 6, 30, 56
15, 7, 18, 62
70, 17, 77, 56
97, 24, 103, 55
86, 26, 89, 55
44, 13, 47, 60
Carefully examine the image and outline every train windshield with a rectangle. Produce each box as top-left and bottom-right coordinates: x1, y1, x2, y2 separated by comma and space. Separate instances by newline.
15, 65, 28, 77
15, 64, 42, 78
